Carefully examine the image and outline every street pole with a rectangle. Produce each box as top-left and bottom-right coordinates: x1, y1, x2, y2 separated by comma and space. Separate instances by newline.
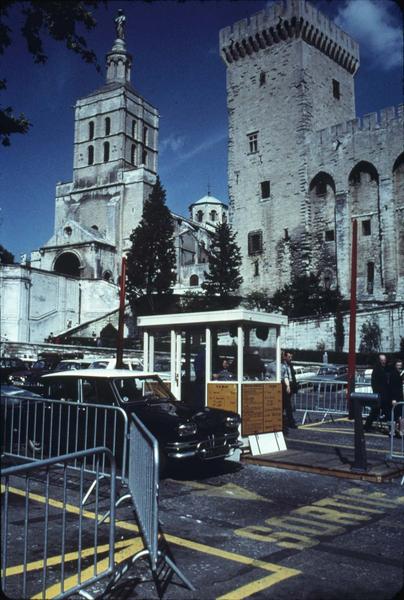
116, 256, 127, 369
347, 219, 358, 419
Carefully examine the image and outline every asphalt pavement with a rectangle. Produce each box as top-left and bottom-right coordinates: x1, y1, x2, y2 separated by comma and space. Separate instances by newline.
3, 455, 403, 599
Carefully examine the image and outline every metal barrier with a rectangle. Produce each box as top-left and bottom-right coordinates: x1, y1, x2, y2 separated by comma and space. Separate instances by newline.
104, 413, 195, 595
1, 395, 129, 487
388, 401, 404, 485
1, 447, 116, 599
295, 380, 349, 423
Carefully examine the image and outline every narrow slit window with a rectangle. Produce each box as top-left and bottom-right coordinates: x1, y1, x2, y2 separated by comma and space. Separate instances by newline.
332, 79, 340, 99
131, 144, 136, 166
362, 219, 371, 236
103, 141, 110, 163
248, 132, 258, 154
261, 181, 270, 199
88, 145, 94, 165
131, 120, 136, 138
88, 121, 94, 140
105, 117, 111, 136
367, 262, 374, 294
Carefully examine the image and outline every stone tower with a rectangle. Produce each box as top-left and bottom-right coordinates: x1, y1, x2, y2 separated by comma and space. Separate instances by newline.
220, 0, 360, 294
34, 12, 159, 282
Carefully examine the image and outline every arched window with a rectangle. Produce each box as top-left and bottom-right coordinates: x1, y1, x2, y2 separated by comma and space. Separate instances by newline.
88, 121, 94, 140
91, 225, 98, 232
88, 145, 94, 165
210, 210, 217, 222
103, 142, 110, 163
131, 144, 136, 166
105, 117, 111, 136
54, 252, 81, 277
196, 210, 203, 223
190, 275, 199, 287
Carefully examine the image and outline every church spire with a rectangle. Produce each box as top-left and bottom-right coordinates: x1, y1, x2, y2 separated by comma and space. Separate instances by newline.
106, 9, 132, 84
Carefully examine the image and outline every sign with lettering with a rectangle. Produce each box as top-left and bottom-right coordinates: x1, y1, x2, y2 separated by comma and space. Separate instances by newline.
242, 383, 282, 435
207, 383, 238, 412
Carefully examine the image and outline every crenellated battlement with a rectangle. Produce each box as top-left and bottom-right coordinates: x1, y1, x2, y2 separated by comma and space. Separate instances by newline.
220, 0, 359, 74
313, 104, 404, 145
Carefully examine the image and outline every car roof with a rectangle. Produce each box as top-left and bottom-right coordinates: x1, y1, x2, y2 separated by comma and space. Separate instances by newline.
42, 369, 160, 379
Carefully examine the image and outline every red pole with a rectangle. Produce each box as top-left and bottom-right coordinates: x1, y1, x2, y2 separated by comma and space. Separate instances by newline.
116, 256, 127, 369
347, 219, 358, 417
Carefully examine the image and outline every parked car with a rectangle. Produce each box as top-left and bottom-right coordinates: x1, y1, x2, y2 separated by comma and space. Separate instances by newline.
53, 359, 92, 372
308, 364, 348, 389
293, 365, 319, 382
39, 369, 242, 469
1, 384, 45, 454
8, 354, 63, 389
88, 358, 143, 371
0, 357, 27, 384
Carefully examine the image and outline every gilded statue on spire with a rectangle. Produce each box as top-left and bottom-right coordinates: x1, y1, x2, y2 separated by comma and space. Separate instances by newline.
115, 9, 126, 40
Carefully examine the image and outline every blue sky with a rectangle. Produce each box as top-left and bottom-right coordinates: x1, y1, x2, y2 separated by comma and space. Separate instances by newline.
1, 0, 402, 261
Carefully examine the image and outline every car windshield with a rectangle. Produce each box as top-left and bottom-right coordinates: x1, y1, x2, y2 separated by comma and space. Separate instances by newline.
113, 376, 173, 404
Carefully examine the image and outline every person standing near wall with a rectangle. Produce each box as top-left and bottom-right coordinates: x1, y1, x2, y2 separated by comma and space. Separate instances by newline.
364, 353, 390, 431
281, 350, 298, 434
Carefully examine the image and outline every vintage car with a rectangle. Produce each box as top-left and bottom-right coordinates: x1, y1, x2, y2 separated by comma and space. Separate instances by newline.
39, 369, 242, 469
0, 357, 27, 384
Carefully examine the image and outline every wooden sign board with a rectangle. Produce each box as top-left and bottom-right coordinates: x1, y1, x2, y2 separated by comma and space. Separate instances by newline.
207, 383, 237, 413
242, 383, 282, 436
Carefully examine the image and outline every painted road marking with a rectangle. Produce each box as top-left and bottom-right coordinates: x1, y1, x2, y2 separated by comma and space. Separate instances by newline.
3, 485, 300, 598
178, 480, 273, 503
300, 417, 349, 428
235, 487, 404, 551
287, 438, 390, 454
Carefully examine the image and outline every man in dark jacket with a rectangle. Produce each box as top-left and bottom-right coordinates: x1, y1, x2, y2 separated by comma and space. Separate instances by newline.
364, 353, 389, 431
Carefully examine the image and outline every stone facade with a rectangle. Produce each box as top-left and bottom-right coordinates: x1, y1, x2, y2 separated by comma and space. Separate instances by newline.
220, 0, 403, 303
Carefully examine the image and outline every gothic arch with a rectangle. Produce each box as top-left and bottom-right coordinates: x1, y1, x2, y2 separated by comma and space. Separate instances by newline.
309, 171, 336, 195
53, 252, 82, 277
348, 160, 379, 185
393, 151, 404, 173
189, 274, 199, 286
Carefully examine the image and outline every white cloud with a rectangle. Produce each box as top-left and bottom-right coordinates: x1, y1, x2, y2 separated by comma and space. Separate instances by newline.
160, 133, 186, 155
335, 0, 403, 70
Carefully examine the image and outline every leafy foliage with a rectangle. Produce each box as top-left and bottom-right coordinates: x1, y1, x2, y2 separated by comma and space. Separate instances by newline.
359, 320, 381, 353
126, 177, 176, 315
242, 289, 272, 311
202, 222, 243, 307
0, 1, 104, 145
334, 308, 345, 352
0, 243, 14, 264
269, 273, 343, 318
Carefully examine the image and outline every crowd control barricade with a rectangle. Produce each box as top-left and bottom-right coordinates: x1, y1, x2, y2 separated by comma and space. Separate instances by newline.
295, 380, 349, 423
1, 447, 116, 599
1, 395, 129, 490
388, 401, 404, 485
104, 413, 195, 595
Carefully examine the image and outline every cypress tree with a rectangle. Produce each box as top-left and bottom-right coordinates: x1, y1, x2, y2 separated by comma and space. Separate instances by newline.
202, 222, 243, 306
126, 177, 176, 314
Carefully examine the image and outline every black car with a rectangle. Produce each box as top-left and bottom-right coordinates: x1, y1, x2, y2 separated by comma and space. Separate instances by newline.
0, 357, 27, 384
40, 369, 242, 469
8, 354, 64, 390
308, 364, 348, 390
1, 385, 44, 454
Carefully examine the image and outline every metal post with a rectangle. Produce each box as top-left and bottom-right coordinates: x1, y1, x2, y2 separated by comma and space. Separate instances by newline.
116, 256, 127, 369
205, 327, 212, 407
347, 219, 358, 418
237, 326, 244, 416
149, 334, 155, 372
170, 329, 176, 392
276, 326, 281, 382
143, 331, 149, 372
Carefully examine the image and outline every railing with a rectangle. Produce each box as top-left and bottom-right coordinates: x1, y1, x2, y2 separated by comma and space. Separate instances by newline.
1, 447, 116, 599
388, 401, 404, 485
1, 396, 129, 488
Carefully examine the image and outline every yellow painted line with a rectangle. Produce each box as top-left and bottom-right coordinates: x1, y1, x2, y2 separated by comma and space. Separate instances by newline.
2, 537, 136, 578
4, 485, 301, 597
1, 485, 139, 533
290, 438, 389, 455
300, 417, 349, 428
217, 569, 300, 600
31, 538, 143, 600
178, 480, 272, 503
301, 426, 390, 437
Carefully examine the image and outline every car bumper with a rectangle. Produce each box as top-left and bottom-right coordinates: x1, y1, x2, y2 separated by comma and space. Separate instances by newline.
165, 433, 242, 460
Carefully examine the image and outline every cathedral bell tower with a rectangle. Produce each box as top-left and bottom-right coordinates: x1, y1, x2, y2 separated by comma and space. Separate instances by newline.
36, 11, 159, 282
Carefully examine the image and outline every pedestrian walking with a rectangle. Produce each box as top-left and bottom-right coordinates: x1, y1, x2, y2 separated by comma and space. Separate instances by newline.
364, 353, 390, 431
281, 351, 298, 434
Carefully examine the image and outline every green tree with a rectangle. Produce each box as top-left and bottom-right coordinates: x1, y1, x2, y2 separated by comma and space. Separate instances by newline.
126, 177, 176, 315
0, 1, 104, 146
269, 273, 342, 318
0, 243, 14, 264
359, 320, 381, 353
242, 289, 271, 311
202, 222, 243, 308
